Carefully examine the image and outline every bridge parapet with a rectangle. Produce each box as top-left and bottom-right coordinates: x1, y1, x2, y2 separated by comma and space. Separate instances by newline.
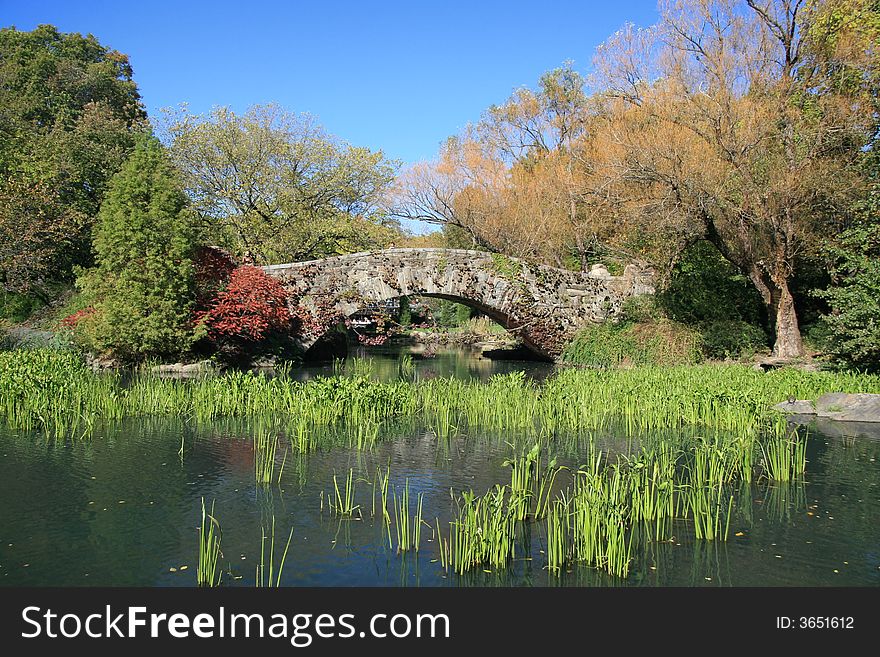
264, 248, 654, 358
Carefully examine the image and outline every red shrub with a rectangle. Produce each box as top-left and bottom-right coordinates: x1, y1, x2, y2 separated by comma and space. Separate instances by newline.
196, 266, 291, 341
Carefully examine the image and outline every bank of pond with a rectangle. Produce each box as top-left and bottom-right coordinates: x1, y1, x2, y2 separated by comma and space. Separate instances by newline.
1, 348, 879, 586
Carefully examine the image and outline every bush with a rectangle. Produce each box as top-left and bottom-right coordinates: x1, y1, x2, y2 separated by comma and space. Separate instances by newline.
700, 320, 768, 360
619, 295, 662, 323
561, 319, 703, 367
0, 291, 45, 323
196, 265, 291, 345
816, 213, 880, 372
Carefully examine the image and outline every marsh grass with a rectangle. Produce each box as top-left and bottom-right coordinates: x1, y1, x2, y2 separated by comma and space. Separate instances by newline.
254, 431, 287, 485
4, 350, 878, 451
397, 353, 415, 382
197, 498, 222, 587
393, 479, 425, 553
328, 469, 361, 518
760, 430, 808, 482
256, 516, 294, 588
505, 443, 565, 521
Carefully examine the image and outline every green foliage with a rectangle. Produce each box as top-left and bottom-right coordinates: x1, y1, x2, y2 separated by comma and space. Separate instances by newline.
701, 320, 769, 360
0, 25, 146, 293
561, 320, 703, 367
76, 136, 197, 360
398, 295, 412, 326
817, 194, 880, 372
428, 299, 473, 328
489, 253, 523, 280
659, 241, 765, 326
0, 290, 45, 323
164, 104, 401, 263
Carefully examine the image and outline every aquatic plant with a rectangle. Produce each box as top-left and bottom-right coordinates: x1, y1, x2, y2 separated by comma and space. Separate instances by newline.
254, 430, 287, 485
760, 427, 808, 482
393, 479, 424, 553
328, 469, 360, 518
256, 516, 294, 588
197, 498, 222, 587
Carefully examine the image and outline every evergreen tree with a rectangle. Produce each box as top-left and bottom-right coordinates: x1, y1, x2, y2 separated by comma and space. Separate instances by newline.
78, 135, 197, 359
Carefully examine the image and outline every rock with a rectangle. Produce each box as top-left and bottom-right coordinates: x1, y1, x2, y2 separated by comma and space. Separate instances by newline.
151, 360, 215, 374
815, 393, 880, 423
588, 263, 611, 278
773, 399, 816, 415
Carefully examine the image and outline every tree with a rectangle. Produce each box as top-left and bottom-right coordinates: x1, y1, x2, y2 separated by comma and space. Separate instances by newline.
580, 0, 876, 357
163, 104, 401, 264
76, 136, 197, 360
0, 25, 147, 295
392, 64, 602, 269
818, 205, 880, 372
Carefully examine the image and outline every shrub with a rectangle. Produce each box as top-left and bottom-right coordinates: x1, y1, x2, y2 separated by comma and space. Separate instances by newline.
816, 215, 880, 372
700, 320, 769, 360
196, 266, 291, 343
561, 319, 703, 367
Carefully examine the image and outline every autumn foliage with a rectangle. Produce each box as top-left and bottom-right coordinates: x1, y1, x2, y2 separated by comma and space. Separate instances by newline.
196, 265, 291, 342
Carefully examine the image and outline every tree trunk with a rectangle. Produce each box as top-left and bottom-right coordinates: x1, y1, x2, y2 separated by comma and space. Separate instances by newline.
770, 279, 804, 359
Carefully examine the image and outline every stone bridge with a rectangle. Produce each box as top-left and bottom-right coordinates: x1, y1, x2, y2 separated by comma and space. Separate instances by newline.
264, 248, 654, 359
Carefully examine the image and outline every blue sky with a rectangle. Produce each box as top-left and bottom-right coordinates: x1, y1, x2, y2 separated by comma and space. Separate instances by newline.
1, 0, 660, 165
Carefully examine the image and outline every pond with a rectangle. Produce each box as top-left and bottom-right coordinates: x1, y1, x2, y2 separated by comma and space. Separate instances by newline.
0, 347, 878, 587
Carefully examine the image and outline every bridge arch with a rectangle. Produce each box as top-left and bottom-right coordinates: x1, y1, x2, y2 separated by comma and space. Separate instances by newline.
263, 248, 654, 359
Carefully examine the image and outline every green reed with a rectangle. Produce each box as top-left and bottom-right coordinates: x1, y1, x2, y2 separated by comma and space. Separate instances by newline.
393, 479, 424, 553
328, 470, 360, 518
397, 353, 416, 382
686, 482, 734, 541
505, 443, 565, 521
760, 428, 808, 482
256, 516, 294, 588
4, 349, 879, 448
197, 498, 222, 587
254, 431, 287, 485
443, 486, 517, 574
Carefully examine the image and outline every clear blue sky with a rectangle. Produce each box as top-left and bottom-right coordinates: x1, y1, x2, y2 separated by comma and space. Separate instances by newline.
1, 0, 659, 165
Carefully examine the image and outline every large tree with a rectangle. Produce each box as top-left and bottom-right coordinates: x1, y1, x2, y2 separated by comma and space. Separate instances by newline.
0, 25, 147, 296
163, 104, 400, 264
582, 0, 876, 358
392, 65, 603, 269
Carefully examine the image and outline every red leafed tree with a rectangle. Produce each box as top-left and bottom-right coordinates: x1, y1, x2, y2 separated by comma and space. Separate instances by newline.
196, 265, 291, 341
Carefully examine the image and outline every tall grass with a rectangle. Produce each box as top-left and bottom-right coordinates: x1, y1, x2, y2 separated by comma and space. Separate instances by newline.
197, 498, 222, 587
392, 479, 424, 553
3, 349, 878, 449
254, 430, 287, 485
327, 470, 360, 518
256, 516, 294, 588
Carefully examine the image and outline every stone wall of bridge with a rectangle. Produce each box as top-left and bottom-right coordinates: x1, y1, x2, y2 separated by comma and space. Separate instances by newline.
264, 248, 654, 359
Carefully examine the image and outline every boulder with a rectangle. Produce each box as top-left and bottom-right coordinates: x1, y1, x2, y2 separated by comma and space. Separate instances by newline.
815, 393, 880, 423
151, 360, 215, 375
772, 399, 816, 415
